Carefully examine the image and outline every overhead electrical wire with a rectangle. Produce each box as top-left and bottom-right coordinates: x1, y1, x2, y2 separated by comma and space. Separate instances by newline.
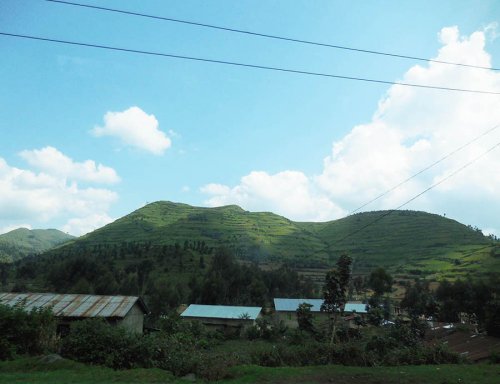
349, 123, 500, 215
44, 0, 499, 72
334, 140, 500, 244
2, 32, 500, 95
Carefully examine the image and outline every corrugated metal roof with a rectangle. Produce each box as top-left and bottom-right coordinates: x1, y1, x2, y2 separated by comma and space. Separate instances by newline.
180, 304, 262, 320
344, 303, 368, 314
273, 298, 324, 312
0, 293, 148, 318
274, 298, 368, 314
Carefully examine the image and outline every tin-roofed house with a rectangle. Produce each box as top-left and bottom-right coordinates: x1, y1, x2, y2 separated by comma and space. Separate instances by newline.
343, 302, 368, 328
273, 298, 328, 327
273, 298, 368, 328
180, 304, 262, 330
0, 292, 149, 334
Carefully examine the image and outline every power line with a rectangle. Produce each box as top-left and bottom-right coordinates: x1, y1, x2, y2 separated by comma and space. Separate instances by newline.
349, 123, 500, 215
2, 32, 500, 95
334, 140, 500, 244
44, 0, 499, 72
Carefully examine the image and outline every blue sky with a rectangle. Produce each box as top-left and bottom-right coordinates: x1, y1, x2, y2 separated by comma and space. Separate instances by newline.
1, 0, 500, 236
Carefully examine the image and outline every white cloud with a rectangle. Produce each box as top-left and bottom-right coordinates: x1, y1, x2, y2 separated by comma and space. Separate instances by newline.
202, 171, 345, 221
92, 106, 171, 155
201, 26, 500, 231
19, 146, 119, 184
62, 213, 115, 237
0, 150, 118, 236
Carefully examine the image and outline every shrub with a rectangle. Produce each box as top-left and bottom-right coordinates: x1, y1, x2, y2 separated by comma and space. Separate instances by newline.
61, 318, 154, 369
0, 303, 57, 359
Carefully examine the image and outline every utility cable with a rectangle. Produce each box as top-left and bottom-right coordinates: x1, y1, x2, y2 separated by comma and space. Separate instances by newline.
349, 124, 500, 215
44, 0, 499, 72
334, 140, 500, 244
2, 32, 500, 95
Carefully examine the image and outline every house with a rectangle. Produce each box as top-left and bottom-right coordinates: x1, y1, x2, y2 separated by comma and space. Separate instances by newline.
180, 304, 262, 329
344, 302, 368, 315
0, 292, 149, 334
273, 298, 368, 328
273, 298, 329, 327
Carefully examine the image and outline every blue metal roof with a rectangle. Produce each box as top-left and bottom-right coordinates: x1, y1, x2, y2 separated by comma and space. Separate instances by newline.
273, 298, 324, 312
344, 303, 368, 313
274, 298, 368, 314
180, 304, 262, 320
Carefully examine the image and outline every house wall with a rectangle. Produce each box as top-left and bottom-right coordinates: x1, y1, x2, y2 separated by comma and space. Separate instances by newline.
118, 303, 145, 334
182, 314, 260, 330
274, 311, 329, 328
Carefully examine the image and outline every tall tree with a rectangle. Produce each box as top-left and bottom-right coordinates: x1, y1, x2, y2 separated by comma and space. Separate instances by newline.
368, 267, 393, 297
321, 254, 352, 348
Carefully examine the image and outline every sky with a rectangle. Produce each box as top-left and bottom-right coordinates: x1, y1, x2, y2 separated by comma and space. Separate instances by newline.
1, 0, 500, 237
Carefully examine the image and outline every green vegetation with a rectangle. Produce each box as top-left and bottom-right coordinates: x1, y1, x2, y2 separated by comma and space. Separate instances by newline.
12, 201, 497, 282
0, 228, 74, 263
1, 358, 498, 384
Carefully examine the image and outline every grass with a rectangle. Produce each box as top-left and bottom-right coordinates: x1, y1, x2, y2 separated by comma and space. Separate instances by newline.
223, 364, 500, 384
0, 357, 498, 384
0, 357, 177, 383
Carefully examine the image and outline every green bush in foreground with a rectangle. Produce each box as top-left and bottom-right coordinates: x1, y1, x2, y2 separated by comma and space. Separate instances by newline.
61, 319, 155, 369
0, 303, 57, 360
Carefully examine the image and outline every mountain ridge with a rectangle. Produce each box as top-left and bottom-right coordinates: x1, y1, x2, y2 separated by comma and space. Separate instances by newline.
0, 228, 75, 263
45, 200, 496, 279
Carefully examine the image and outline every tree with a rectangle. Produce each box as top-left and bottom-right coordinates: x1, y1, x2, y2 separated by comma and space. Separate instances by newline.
368, 267, 393, 297
296, 303, 314, 333
400, 279, 437, 319
321, 254, 352, 347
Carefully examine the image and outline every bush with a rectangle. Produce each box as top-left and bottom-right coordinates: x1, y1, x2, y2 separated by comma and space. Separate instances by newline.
61, 318, 154, 369
196, 352, 238, 381
0, 303, 57, 359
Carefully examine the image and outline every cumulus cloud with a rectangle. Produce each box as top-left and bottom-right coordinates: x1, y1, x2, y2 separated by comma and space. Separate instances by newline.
202, 171, 345, 221
19, 146, 119, 184
92, 106, 171, 155
201, 26, 500, 233
62, 213, 115, 237
0, 150, 118, 236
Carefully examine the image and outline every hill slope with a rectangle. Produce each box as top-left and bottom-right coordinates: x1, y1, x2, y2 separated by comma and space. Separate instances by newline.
51, 201, 497, 279
0, 228, 75, 263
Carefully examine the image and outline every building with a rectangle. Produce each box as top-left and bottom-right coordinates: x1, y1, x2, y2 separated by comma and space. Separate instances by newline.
180, 304, 262, 330
0, 292, 149, 334
344, 302, 368, 315
273, 298, 328, 327
273, 298, 368, 328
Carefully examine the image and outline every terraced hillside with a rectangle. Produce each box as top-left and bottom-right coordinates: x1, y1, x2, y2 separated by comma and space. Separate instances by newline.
51, 201, 497, 279
0, 228, 74, 262
299, 210, 495, 279
74, 202, 329, 263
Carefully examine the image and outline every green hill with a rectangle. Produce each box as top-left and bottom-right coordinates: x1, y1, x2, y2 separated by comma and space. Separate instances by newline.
50, 201, 497, 280
0, 228, 75, 263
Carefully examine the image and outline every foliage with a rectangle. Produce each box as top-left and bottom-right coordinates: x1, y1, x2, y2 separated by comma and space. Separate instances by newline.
400, 279, 438, 318
61, 319, 154, 370
296, 303, 314, 334
368, 267, 393, 297
0, 303, 57, 360
321, 254, 352, 346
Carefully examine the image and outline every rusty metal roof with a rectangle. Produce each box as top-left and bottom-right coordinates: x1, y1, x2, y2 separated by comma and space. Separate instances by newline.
0, 292, 148, 318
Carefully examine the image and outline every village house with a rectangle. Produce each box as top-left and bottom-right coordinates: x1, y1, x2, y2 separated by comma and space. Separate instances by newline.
180, 304, 262, 330
0, 292, 149, 334
273, 298, 328, 327
273, 298, 368, 328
